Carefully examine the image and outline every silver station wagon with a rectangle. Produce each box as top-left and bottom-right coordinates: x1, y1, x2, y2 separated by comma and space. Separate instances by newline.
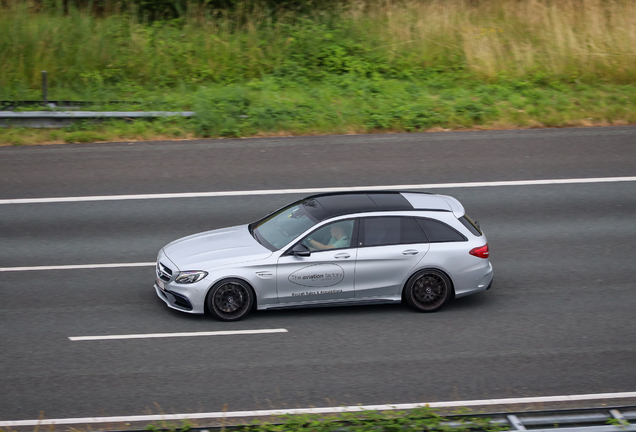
155, 191, 493, 321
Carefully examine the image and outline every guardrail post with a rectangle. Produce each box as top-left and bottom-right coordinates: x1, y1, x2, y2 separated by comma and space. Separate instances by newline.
610, 409, 630, 426
42, 71, 48, 107
507, 415, 527, 431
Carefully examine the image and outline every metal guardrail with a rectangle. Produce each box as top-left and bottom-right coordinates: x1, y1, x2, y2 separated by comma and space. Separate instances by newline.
1, 71, 193, 127
443, 406, 636, 432
0, 101, 143, 110
1, 71, 145, 111
1, 68, 214, 127
0, 111, 196, 128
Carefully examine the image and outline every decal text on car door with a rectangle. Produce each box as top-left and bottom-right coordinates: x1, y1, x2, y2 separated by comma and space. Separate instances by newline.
288, 264, 345, 287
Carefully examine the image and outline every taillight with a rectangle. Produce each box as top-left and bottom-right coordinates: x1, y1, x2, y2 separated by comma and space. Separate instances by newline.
469, 244, 489, 259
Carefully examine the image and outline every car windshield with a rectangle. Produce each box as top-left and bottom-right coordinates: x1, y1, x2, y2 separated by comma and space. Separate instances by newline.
251, 202, 318, 250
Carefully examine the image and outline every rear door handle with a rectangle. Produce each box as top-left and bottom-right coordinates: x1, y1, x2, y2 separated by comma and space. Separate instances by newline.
402, 249, 419, 255
334, 253, 350, 259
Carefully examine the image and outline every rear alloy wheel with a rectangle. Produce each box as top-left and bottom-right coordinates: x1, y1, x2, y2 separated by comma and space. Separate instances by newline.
404, 269, 451, 313
207, 279, 254, 321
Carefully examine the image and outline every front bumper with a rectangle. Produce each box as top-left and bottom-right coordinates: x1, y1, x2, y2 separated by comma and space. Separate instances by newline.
155, 284, 194, 311
154, 281, 207, 314
155, 251, 208, 314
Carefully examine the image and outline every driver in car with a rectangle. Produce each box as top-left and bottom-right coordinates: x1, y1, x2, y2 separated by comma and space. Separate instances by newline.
306, 222, 350, 250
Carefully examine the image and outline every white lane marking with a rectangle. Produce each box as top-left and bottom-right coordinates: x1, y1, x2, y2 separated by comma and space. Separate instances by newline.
0, 262, 155, 272
2, 176, 636, 204
69, 328, 288, 341
2, 391, 636, 427
4, 175, 635, 273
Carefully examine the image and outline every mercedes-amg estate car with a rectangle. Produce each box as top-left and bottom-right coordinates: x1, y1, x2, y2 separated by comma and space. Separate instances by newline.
155, 191, 493, 321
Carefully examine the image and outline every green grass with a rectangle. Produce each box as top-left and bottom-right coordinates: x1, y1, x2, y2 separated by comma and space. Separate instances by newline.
2, 76, 634, 146
3, 0, 636, 89
1, 0, 635, 145
139, 406, 506, 432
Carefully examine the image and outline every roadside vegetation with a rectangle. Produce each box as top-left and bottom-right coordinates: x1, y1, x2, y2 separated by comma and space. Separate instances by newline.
1, 0, 635, 145
142, 407, 505, 432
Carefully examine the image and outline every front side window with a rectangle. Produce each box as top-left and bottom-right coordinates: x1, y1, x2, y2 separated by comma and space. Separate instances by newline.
251, 203, 318, 250
303, 219, 356, 252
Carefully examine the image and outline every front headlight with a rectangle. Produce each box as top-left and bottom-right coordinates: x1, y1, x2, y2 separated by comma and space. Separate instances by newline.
175, 271, 208, 284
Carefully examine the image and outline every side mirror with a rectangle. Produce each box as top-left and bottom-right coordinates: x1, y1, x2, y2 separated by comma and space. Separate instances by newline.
290, 243, 311, 257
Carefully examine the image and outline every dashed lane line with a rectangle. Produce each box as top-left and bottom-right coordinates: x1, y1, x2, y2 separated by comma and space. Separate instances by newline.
69, 328, 289, 341
0, 262, 155, 272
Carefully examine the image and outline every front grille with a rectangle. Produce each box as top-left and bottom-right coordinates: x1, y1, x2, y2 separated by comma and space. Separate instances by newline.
157, 262, 173, 282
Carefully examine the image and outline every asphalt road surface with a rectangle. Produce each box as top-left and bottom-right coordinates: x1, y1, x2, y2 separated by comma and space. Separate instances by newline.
1, 127, 636, 423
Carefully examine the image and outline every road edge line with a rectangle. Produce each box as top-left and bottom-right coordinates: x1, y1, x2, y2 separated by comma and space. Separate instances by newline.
2, 391, 636, 427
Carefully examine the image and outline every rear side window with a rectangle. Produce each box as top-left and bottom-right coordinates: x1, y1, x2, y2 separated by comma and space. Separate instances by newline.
416, 218, 466, 243
401, 217, 429, 244
362, 217, 401, 246
361, 217, 429, 246
459, 215, 482, 236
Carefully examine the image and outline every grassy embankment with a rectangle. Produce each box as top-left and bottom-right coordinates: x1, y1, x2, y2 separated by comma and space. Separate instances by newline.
146, 406, 505, 432
1, 0, 635, 145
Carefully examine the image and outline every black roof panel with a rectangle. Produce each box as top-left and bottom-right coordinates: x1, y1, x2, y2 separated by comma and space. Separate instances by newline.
367, 193, 413, 211
302, 192, 414, 221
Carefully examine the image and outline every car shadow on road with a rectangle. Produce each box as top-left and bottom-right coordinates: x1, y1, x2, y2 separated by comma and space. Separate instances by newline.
149, 287, 493, 324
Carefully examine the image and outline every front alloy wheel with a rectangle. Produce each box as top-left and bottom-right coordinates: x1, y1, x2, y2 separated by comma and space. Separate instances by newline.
404, 269, 451, 313
207, 279, 254, 321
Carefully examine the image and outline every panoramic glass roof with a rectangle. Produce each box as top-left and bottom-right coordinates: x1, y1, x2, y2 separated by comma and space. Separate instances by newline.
302, 192, 414, 221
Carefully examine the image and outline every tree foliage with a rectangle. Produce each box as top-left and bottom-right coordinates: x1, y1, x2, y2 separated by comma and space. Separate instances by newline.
27, 0, 344, 18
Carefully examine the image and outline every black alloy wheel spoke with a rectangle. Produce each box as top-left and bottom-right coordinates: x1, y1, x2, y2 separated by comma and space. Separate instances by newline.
413, 273, 446, 307
214, 283, 249, 317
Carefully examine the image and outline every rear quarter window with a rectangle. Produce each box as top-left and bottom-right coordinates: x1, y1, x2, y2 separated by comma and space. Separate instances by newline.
416, 218, 466, 243
459, 215, 482, 236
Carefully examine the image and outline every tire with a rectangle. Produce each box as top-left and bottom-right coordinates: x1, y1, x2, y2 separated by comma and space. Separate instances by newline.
206, 279, 254, 321
404, 269, 452, 313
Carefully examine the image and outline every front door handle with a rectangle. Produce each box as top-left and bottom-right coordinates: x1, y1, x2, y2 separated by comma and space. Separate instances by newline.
334, 253, 350, 259
402, 249, 419, 255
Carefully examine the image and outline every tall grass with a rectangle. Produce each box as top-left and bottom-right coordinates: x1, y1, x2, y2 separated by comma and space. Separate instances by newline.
1, 0, 635, 94
368, 0, 636, 82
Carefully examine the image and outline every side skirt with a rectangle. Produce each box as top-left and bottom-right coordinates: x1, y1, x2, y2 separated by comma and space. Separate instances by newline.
258, 297, 401, 310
